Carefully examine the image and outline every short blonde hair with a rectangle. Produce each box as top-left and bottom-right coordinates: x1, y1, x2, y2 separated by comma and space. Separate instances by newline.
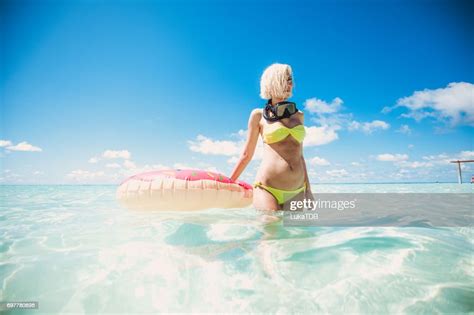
259, 63, 293, 100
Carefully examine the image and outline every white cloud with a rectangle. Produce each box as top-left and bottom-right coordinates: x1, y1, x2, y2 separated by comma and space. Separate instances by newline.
304, 96, 390, 138
304, 97, 343, 114
398, 161, 433, 168
67, 170, 105, 181
348, 120, 390, 134
121, 163, 170, 176
351, 162, 361, 166
423, 153, 452, 164
188, 131, 263, 161
397, 124, 412, 135
102, 150, 131, 159
304, 96, 349, 132
459, 150, 474, 160
381, 106, 392, 114
253, 144, 264, 160
188, 135, 241, 156
388, 82, 474, 126
66, 162, 171, 183
308, 156, 330, 166
173, 163, 194, 170
422, 151, 474, 165
106, 163, 121, 169
33, 171, 44, 175
374, 153, 433, 170
376, 153, 409, 162
0, 140, 12, 147
0, 171, 22, 183
230, 129, 247, 138
6, 141, 42, 152
88, 150, 132, 168
87, 150, 131, 164
143, 164, 169, 171
304, 126, 339, 146
326, 169, 348, 177
123, 160, 137, 169
227, 156, 239, 164
311, 113, 352, 130
67, 158, 228, 184
203, 166, 219, 173
422, 153, 450, 163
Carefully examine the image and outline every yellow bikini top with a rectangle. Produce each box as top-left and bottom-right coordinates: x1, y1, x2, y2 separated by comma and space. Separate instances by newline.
262, 123, 306, 144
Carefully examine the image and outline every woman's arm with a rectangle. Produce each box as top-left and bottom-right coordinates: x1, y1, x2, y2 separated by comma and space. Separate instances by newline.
299, 112, 313, 199
301, 153, 314, 200
230, 109, 261, 181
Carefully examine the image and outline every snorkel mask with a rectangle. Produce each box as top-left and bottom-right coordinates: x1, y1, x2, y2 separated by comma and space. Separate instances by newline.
263, 100, 298, 121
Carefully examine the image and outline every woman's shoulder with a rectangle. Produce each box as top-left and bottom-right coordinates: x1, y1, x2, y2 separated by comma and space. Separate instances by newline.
248, 108, 263, 126
250, 108, 263, 116
295, 110, 304, 123
250, 108, 263, 120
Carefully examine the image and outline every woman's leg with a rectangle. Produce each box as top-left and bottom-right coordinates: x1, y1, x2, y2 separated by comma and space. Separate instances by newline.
253, 185, 280, 211
282, 189, 307, 210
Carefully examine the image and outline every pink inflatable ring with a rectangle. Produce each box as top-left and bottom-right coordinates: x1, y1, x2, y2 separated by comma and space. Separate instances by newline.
116, 169, 253, 210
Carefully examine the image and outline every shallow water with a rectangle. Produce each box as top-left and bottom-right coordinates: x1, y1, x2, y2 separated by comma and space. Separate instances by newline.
1, 184, 473, 314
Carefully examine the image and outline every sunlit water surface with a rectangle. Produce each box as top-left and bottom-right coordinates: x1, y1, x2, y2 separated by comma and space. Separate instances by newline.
1, 184, 473, 314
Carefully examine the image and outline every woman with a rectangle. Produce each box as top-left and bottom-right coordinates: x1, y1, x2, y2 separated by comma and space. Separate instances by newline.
230, 63, 313, 211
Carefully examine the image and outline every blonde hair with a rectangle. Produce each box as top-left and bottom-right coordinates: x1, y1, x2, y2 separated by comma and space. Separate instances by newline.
259, 63, 293, 100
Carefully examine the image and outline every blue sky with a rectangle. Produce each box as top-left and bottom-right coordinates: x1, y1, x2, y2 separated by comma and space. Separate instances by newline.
1, 0, 473, 184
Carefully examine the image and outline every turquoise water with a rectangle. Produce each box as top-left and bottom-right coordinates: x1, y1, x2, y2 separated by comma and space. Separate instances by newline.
1, 184, 473, 314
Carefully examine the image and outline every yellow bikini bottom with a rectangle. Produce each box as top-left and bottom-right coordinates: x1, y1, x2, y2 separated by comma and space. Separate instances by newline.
253, 181, 306, 205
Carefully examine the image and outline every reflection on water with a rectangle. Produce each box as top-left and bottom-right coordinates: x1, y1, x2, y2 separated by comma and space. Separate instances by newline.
0, 184, 473, 314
